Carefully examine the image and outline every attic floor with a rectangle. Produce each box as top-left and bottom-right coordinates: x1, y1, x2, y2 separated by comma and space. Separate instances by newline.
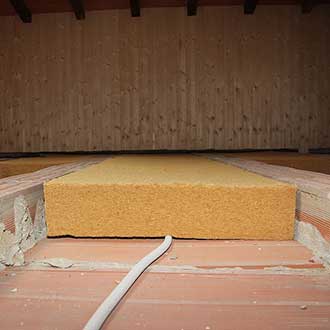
1, 238, 330, 329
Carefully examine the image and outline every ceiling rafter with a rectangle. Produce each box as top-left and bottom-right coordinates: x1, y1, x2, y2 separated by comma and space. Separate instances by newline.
130, 0, 140, 17
69, 0, 85, 20
187, 0, 198, 16
9, 0, 31, 23
301, 0, 316, 13
244, 0, 258, 14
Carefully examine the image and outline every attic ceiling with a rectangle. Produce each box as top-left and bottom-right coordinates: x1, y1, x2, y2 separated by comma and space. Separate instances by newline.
1, 0, 329, 22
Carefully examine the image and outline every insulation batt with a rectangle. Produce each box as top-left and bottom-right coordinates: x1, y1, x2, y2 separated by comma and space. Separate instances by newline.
0, 155, 97, 179
45, 155, 296, 239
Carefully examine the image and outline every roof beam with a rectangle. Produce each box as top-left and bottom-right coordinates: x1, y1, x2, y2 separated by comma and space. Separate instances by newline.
301, 0, 315, 13
187, 0, 198, 16
69, 0, 85, 20
244, 0, 258, 14
9, 0, 32, 23
130, 0, 140, 17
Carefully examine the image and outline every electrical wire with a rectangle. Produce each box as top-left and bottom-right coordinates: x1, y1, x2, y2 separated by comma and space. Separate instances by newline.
83, 235, 173, 330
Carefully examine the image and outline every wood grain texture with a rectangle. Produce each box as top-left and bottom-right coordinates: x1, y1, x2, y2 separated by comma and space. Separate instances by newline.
2, 1, 330, 17
0, 6, 329, 152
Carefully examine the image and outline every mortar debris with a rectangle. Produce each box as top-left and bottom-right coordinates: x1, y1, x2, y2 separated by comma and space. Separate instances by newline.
0, 196, 47, 268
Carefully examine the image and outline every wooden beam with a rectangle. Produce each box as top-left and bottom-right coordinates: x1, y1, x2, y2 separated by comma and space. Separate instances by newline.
69, 0, 85, 20
244, 0, 257, 14
301, 0, 315, 13
187, 0, 198, 16
9, 0, 31, 23
130, 0, 140, 17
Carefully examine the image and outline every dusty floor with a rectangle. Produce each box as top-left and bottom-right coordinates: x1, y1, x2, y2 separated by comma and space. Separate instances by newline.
1, 238, 330, 329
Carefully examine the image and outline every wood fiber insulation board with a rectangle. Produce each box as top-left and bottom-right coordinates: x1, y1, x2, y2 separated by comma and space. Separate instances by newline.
206, 154, 330, 242
0, 160, 103, 233
0, 155, 98, 179
45, 155, 296, 239
224, 152, 330, 175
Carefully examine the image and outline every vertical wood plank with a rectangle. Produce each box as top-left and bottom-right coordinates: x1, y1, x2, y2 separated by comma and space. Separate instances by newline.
0, 6, 329, 152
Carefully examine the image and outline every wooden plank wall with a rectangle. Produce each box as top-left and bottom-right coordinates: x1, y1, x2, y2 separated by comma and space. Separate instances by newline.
0, 6, 329, 152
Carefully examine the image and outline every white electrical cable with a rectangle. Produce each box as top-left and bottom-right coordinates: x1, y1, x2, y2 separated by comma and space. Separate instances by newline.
83, 235, 173, 330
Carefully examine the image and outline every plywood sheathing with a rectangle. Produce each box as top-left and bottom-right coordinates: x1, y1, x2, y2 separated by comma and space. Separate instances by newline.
45, 155, 296, 239
203, 154, 330, 248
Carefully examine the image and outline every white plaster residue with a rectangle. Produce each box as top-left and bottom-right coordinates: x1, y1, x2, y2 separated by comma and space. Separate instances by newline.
295, 220, 330, 266
14, 196, 36, 252
37, 258, 74, 269
1, 196, 47, 268
34, 198, 47, 241
0, 223, 24, 266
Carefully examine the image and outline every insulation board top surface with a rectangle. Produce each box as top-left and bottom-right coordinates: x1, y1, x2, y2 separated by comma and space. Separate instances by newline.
45, 155, 296, 239
47, 155, 287, 186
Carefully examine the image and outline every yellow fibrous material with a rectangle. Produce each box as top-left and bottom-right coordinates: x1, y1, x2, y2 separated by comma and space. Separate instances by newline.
45, 155, 296, 239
